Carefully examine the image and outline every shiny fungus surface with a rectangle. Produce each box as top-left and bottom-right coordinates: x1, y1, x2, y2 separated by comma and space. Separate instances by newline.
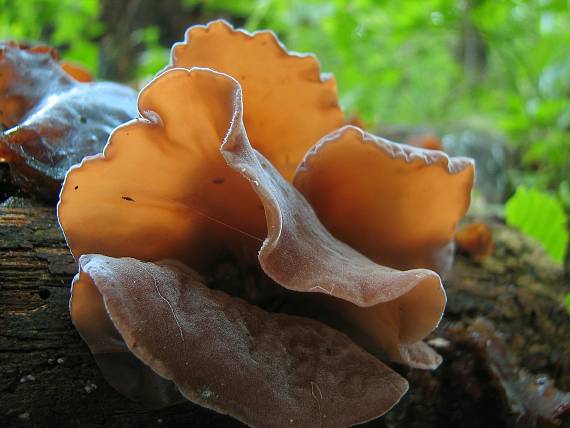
0, 42, 137, 198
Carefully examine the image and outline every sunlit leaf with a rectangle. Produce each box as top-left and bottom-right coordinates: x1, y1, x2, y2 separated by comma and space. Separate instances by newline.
505, 187, 569, 263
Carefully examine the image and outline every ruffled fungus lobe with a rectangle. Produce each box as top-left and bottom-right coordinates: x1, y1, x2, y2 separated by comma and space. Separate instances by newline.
58, 21, 475, 427
294, 126, 474, 274
0, 42, 137, 198
74, 255, 409, 427
164, 20, 344, 181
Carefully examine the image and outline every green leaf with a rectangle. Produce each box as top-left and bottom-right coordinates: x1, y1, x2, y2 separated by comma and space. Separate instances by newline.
506, 186, 569, 263
565, 293, 570, 317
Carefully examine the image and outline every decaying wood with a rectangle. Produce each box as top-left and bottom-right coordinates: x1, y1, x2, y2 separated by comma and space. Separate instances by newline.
0, 206, 243, 427
0, 206, 568, 427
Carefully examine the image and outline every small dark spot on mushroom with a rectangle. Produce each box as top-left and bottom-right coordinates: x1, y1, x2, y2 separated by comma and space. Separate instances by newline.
74, 185, 79, 190
80, 116, 87, 124
122, 196, 135, 202
212, 178, 225, 185
258, 204, 264, 211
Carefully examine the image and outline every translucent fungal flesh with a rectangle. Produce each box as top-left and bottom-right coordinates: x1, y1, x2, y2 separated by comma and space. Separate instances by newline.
165, 20, 344, 181
57, 21, 476, 426
0, 42, 138, 198
59, 68, 449, 372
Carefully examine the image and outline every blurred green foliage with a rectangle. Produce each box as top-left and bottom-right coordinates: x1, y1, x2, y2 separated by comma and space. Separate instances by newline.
0, 0, 102, 72
1, 0, 569, 215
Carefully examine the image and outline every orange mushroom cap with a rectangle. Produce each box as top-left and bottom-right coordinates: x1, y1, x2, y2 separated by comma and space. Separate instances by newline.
294, 126, 475, 274
57, 22, 476, 425
163, 20, 344, 181
58, 67, 457, 420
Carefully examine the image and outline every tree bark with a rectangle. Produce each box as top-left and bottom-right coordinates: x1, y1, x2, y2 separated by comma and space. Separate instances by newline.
1, 206, 568, 427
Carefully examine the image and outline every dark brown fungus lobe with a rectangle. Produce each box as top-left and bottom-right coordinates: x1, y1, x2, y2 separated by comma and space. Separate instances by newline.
0, 42, 137, 199
74, 254, 409, 427
455, 222, 494, 261
164, 20, 344, 181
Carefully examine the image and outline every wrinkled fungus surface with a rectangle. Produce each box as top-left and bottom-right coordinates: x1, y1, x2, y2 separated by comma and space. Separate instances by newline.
75, 255, 409, 427
0, 42, 137, 198
58, 21, 475, 427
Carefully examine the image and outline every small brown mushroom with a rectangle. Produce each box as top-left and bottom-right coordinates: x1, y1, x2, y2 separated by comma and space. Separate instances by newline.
407, 133, 444, 151
60, 61, 93, 82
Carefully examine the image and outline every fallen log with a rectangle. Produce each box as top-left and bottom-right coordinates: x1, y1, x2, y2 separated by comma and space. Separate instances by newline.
0, 206, 568, 427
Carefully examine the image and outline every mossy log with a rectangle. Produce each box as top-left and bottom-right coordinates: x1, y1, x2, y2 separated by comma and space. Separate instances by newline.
0, 206, 568, 427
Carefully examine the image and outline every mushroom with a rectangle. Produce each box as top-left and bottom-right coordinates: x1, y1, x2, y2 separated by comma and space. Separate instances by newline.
0, 42, 138, 199
57, 21, 475, 426
455, 222, 494, 261
163, 20, 344, 181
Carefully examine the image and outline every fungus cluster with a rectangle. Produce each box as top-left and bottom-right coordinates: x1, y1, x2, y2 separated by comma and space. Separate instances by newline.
0, 42, 137, 199
57, 21, 474, 427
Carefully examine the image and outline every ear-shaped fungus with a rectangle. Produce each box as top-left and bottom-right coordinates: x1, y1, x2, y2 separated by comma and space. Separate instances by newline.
57, 27, 476, 425
74, 254, 408, 427
455, 222, 494, 261
0, 42, 137, 199
164, 20, 344, 181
